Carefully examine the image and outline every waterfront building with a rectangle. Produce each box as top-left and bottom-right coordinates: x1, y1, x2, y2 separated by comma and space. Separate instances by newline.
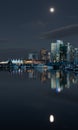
66, 43, 74, 63
74, 48, 78, 65
60, 43, 67, 62
28, 52, 38, 60
47, 52, 51, 61
11, 59, 23, 65
51, 40, 64, 62
51, 40, 75, 64
40, 48, 48, 61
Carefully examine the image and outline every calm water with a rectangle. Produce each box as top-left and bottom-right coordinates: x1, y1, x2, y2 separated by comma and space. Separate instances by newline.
0, 68, 78, 129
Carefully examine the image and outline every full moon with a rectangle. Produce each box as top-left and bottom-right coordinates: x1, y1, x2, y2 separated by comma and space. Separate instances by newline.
50, 7, 55, 13
49, 115, 54, 123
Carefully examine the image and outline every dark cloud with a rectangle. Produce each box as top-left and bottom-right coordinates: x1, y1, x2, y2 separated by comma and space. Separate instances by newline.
20, 20, 46, 30
43, 24, 78, 39
0, 39, 8, 43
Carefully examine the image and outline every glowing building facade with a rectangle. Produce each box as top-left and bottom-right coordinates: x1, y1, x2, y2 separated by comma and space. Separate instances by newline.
74, 48, 78, 65
51, 40, 64, 62
51, 40, 74, 63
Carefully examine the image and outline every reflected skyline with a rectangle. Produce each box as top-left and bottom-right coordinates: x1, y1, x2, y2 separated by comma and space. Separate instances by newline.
0, 65, 78, 129
1, 67, 78, 93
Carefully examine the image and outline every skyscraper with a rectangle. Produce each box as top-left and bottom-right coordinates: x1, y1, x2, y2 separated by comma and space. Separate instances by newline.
74, 48, 78, 65
51, 40, 63, 62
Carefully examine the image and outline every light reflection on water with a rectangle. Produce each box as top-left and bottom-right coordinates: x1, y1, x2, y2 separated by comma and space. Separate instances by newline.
10, 68, 78, 93
49, 115, 54, 123
0, 68, 78, 129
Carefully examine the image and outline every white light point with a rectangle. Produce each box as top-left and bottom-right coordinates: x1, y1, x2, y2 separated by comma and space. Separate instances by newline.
49, 115, 54, 123
50, 8, 55, 13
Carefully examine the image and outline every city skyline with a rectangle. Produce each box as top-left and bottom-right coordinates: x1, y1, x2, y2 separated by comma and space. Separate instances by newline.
0, 39, 78, 63
0, 1, 78, 128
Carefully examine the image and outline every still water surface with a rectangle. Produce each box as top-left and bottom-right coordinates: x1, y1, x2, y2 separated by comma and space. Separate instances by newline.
0, 69, 78, 129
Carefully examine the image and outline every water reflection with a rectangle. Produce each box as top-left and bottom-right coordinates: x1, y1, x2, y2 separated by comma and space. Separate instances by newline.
1, 67, 78, 93
49, 115, 54, 123
39, 69, 78, 91
0, 67, 78, 128
51, 71, 78, 92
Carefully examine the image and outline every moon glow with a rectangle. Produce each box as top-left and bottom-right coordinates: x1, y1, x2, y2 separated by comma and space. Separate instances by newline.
50, 7, 55, 13
49, 115, 54, 123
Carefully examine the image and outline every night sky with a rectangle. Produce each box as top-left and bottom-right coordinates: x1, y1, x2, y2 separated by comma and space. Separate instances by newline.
0, 0, 78, 50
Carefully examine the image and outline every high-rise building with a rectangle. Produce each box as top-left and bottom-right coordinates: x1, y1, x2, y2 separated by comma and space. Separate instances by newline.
51, 40, 64, 62
51, 40, 75, 63
74, 48, 78, 65
40, 48, 48, 61
60, 43, 67, 62
66, 43, 74, 63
